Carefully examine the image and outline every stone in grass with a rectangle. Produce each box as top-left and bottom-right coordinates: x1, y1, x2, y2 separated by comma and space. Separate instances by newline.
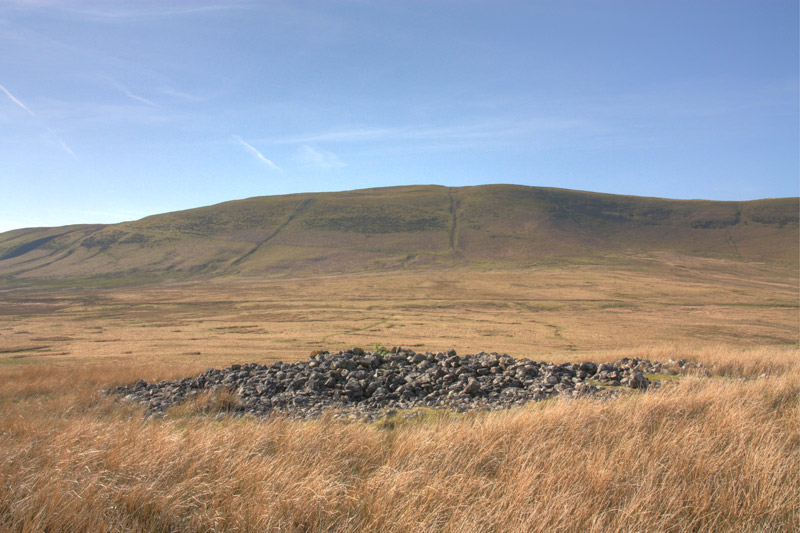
628, 371, 649, 390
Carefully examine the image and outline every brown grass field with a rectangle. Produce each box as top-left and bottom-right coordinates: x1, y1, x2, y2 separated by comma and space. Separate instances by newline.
0, 255, 797, 531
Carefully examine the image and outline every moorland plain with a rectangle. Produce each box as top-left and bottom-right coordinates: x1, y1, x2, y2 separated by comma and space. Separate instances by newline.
0, 255, 797, 531
1, 257, 796, 370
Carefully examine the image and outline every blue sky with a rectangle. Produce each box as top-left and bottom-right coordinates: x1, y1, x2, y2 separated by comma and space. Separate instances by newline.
1, 0, 797, 232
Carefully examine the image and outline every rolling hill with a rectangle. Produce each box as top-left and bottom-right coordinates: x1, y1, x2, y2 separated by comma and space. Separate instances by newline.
0, 184, 797, 282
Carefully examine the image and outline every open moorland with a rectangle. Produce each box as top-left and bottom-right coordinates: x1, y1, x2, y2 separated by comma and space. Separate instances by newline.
1, 258, 798, 531
0, 257, 797, 368
0, 186, 797, 531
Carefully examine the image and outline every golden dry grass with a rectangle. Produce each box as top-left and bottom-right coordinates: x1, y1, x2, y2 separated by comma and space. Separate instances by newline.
0, 259, 797, 531
1, 257, 796, 367
0, 356, 796, 532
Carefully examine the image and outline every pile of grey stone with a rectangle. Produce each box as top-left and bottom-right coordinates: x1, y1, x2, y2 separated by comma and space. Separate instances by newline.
108, 348, 704, 420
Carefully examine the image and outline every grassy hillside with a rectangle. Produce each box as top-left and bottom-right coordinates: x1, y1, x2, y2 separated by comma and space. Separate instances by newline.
0, 185, 797, 281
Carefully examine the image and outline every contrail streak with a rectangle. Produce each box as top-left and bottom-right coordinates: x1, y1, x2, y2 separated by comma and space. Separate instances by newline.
0, 83, 78, 159
233, 135, 282, 171
0, 84, 37, 117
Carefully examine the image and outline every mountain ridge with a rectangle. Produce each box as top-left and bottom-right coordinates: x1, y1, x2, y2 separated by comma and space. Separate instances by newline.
1, 184, 797, 282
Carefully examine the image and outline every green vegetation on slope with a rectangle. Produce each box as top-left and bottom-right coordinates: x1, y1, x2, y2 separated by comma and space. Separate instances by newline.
0, 185, 796, 281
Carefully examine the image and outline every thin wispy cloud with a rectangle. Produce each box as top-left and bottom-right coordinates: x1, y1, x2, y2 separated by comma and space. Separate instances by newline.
233, 135, 281, 172
159, 87, 205, 103
35, 99, 177, 128
55, 137, 78, 160
0, 84, 37, 117
262, 118, 584, 147
116, 82, 158, 107
297, 145, 346, 169
273, 127, 394, 145
97, 76, 159, 107
6, 0, 252, 20
0, 82, 77, 159
60, 2, 252, 21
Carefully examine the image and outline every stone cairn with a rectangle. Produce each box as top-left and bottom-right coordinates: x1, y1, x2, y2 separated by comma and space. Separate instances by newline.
108, 348, 706, 420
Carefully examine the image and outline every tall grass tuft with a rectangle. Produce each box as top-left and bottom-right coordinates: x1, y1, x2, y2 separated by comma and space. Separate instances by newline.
0, 347, 797, 532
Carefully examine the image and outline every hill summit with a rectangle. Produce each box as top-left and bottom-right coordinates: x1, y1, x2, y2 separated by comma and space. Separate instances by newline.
0, 185, 797, 281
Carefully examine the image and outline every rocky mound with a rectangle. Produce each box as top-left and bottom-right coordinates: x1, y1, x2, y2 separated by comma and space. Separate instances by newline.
109, 348, 706, 420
